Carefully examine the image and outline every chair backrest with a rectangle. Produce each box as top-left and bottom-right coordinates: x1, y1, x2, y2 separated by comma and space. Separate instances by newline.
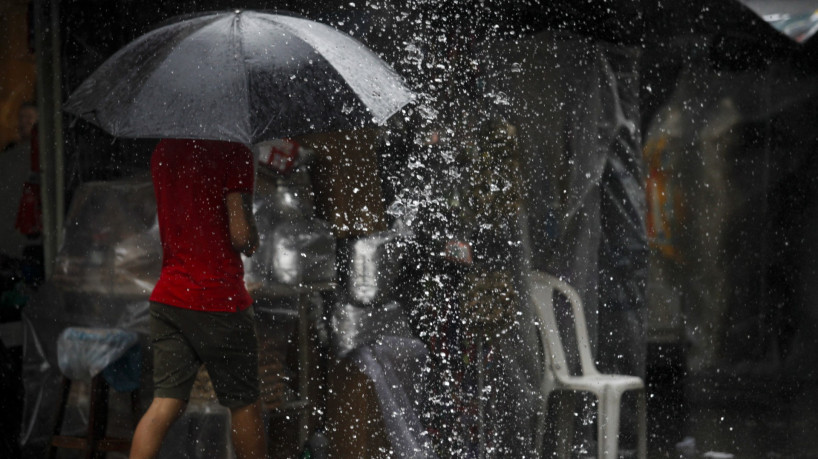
529, 271, 599, 378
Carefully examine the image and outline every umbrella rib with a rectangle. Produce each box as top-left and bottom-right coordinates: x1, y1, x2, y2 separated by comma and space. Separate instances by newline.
66, 13, 226, 137
254, 14, 406, 124
234, 12, 252, 144
65, 10, 413, 143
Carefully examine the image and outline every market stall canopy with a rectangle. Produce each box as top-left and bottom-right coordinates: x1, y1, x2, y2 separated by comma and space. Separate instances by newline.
740, 0, 818, 17
63, 10, 414, 145
480, 0, 795, 49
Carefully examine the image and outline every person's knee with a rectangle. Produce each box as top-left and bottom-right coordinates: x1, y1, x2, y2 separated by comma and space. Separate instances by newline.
229, 399, 262, 418
228, 397, 260, 411
148, 397, 188, 422
229, 400, 264, 430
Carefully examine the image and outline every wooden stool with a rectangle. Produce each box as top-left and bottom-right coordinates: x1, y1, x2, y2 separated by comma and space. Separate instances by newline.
48, 373, 138, 459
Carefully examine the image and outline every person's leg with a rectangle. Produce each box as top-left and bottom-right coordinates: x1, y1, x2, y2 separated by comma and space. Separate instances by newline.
130, 397, 187, 459
190, 306, 266, 458
135, 303, 200, 458
230, 400, 268, 459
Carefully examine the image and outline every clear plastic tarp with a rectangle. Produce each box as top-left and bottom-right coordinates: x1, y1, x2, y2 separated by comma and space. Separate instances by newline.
20, 178, 155, 453
642, 50, 818, 375
20, 175, 314, 457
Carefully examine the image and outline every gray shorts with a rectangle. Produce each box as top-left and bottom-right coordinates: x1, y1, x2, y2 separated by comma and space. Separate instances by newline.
149, 302, 260, 409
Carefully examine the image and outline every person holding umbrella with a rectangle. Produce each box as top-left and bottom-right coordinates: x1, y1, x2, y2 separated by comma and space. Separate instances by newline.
130, 138, 266, 459
62, 11, 414, 456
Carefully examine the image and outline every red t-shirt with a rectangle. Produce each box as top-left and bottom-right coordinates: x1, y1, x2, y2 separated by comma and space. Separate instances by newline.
149, 139, 255, 312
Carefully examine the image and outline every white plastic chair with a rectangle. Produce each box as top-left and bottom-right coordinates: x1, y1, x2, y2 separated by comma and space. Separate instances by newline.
530, 271, 647, 459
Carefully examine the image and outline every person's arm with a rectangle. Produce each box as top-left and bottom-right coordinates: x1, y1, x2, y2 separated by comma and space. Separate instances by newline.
226, 191, 259, 256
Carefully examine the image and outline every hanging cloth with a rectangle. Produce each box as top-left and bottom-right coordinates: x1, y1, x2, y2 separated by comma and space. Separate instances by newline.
15, 124, 42, 236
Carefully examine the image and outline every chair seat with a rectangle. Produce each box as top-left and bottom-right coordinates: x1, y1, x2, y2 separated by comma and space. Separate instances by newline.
554, 373, 645, 394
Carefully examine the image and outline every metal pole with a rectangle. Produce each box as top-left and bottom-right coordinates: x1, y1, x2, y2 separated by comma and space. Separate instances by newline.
759, 66, 776, 365
32, 0, 63, 279
32, 0, 52, 279
50, 0, 64, 251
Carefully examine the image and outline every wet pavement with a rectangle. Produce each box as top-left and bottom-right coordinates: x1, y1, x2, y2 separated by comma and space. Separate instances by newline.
22, 342, 818, 458
648, 369, 818, 459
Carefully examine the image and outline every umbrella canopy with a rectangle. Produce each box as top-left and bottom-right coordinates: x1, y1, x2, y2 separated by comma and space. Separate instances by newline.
63, 10, 414, 145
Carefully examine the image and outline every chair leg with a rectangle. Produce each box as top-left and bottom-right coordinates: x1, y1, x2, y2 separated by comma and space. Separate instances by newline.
86, 375, 110, 459
48, 376, 73, 459
596, 393, 607, 459
49, 374, 133, 458
599, 389, 622, 459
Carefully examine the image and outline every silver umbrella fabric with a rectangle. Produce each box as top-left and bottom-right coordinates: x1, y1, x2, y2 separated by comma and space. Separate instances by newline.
64, 10, 414, 144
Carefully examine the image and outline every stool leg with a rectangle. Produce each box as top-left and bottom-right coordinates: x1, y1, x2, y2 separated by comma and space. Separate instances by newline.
131, 387, 141, 425
48, 376, 72, 459
86, 375, 110, 459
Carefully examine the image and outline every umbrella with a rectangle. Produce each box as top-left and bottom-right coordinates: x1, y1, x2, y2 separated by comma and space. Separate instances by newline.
63, 10, 414, 145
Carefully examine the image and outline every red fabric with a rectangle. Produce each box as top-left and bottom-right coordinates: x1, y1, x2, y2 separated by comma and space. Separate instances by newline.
15, 124, 42, 236
261, 138, 299, 174
149, 139, 255, 312
15, 181, 42, 235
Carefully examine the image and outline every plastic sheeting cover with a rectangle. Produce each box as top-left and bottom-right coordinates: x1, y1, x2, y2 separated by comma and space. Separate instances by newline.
52, 178, 161, 298
56, 327, 140, 391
